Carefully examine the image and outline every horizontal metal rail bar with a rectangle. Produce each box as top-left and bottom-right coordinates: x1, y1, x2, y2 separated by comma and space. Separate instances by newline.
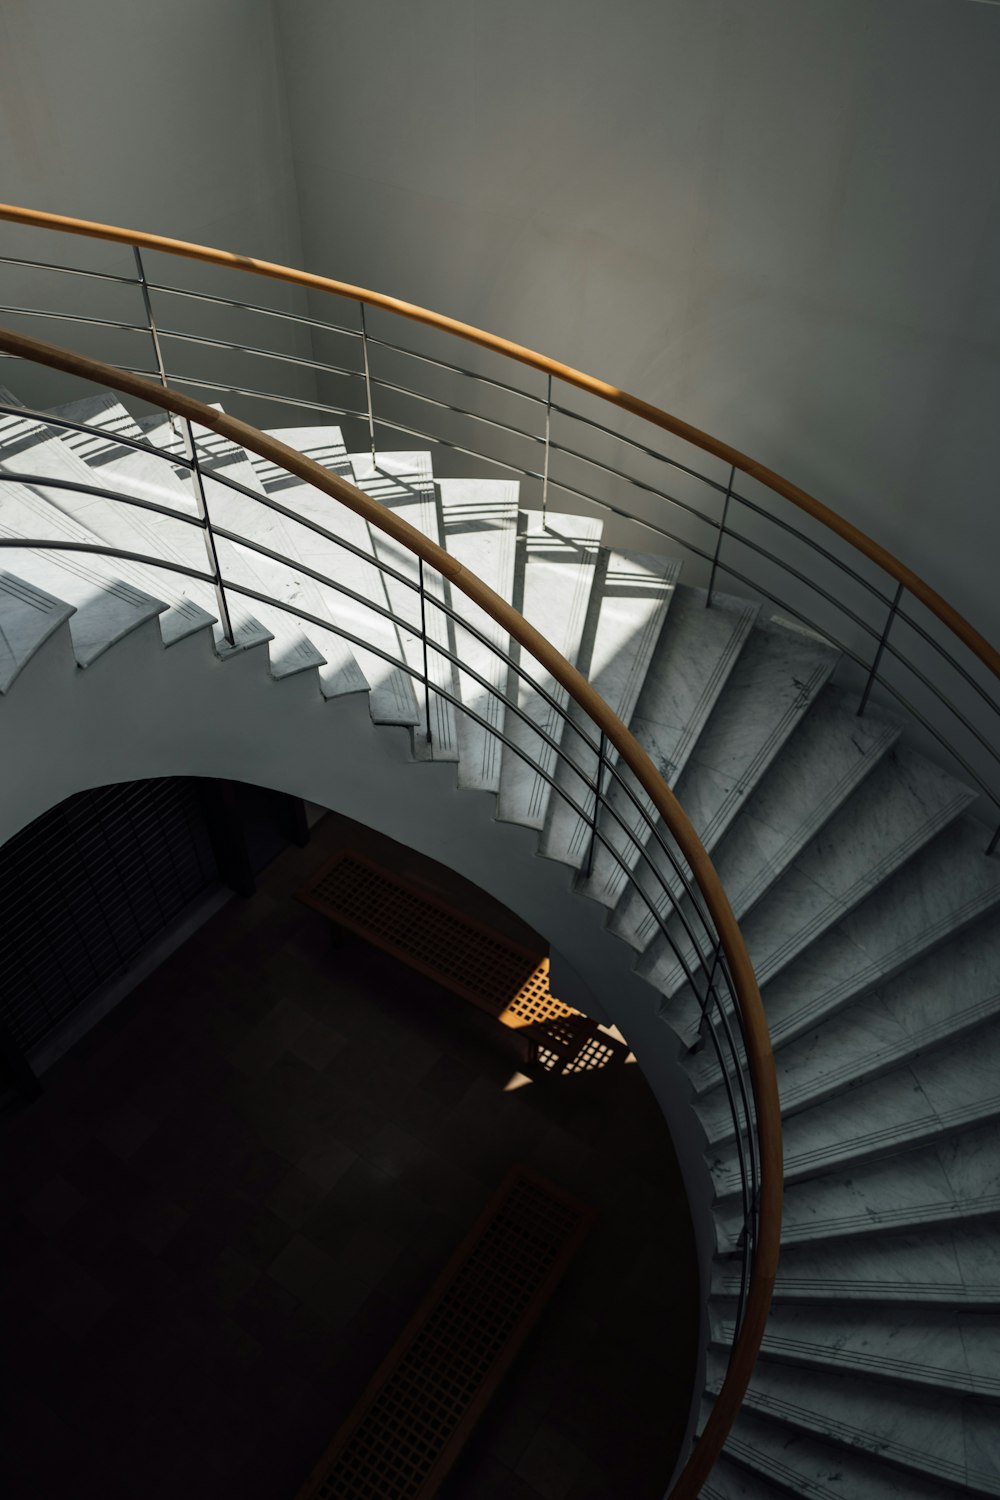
0, 253, 138, 287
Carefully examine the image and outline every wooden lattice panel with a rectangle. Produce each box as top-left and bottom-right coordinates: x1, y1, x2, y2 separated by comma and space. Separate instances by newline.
295, 1166, 595, 1500
298, 852, 565, 1023
296, 850, 627, 1074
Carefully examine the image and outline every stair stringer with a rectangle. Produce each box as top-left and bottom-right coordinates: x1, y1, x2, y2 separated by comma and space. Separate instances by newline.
0, 594, 719, 1478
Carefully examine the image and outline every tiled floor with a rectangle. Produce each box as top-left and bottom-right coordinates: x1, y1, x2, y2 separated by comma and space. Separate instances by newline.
0, 810, 699, 1500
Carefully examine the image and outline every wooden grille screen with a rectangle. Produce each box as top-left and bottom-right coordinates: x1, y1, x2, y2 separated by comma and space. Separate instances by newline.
295, 1166, 594, 1500
297, 851, 567, 1020
296, 852, 628, 1073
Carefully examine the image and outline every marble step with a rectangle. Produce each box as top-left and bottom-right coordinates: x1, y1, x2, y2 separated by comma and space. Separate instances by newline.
676, 815, 1000, 1056
62, 407, 327, 679
438, 478, 520, 793
0, 570, 76, 691
696, 907, 1000, 1117
538, 549, 680, 869
710, 1302, 1000, 1400
345, 451, 459, 758
645, 740, 973, 1001
632, 682, 898, 976
50, 392, 147, 465
496, 510, 603, 828
705, 1014, 1000, 1193
0, 395, 216, 644
248, 423, 348, 492
713, 1224, 1000, 1308
252, 430, 418, 722
720, 1406, 952, 1499
608, 615, 838, 952
701, 1450, 792, 1500
708, 1355, 1000, 1498
0, 478, 171, 664
575, 583, 757, 912
718, 1119, 1000, 1251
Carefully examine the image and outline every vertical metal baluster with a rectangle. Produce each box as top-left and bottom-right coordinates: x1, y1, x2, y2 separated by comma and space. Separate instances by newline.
707, 464, 735, 608
419, 556, 432, 745
359, 302, 377, 466
585, 731, 606, 878
857, 580, 904, 716
133, 246, 179, 438
988, 824, 1000, 858
133, 247, 169, 391
186, 418, 234, 647
541, 374, 552, 527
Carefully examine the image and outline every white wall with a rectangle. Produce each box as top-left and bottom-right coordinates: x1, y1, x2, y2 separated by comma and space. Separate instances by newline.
0, 0, 315, 425
272, 0, 1000, 649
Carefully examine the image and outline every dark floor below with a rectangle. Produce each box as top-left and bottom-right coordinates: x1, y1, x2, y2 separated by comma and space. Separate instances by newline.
0, 810, 700, 1500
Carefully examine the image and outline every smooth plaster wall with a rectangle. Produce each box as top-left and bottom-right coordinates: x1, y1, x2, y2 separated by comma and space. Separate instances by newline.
0, 0, 314, 423
271, 0, 1000, 650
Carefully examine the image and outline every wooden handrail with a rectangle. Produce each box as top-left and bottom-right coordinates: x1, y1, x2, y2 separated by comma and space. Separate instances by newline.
0, 323, 780, 1496
1, 203, 997, 688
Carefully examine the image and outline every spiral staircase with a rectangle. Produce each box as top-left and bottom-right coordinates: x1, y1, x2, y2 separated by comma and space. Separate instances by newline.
0, 208, 998, 1498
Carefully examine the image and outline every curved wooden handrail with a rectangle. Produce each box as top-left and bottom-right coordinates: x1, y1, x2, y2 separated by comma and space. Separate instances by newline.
0, 323, 780, 1496
1, 203, 997, 688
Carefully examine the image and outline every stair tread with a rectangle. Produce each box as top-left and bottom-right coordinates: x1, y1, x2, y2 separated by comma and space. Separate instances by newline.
346, 450, 458, 758
438, 478, 520, 793
714, 1223, 1000, 1306
724, 1407, 950, 1499
747, 1118, 1000, 1248
0, 395, 216, 641
609, 615, 839, 951
496, 510, 603, 827
0, 478, 171, 664
709, 1349, 1000, 1496
711, 1302, 1000, 1398
705, 1015, 1000, 1194
539, 548, 680, 868
254, 431, 416, 719
575, 583, 757, 910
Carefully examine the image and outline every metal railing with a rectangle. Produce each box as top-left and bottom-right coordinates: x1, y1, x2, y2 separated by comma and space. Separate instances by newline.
0, 325, 779, 1500
0, 206, 996, 871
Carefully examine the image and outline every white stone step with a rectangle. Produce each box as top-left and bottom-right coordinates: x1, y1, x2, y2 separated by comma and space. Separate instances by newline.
496, 510, 603, 828
0, 479, 170, 665
709, 1352, 1000, 1497
701, 1451, 788, 1500
346, 451, 459, 759
729, 1119, 1000, 1251
0, 570, 76, 691
713, 1224, 1000, 1309
538, 548, 680, 868
674, 815, 1000, 1057
697, 908, 1000, 1116
50, 392, 146, 464
608, 615, 838, 951
248, 424, 348, 491
641, 690, 905, 996
0, 395, 216, 644
438, 478, 519, 793
708, 1014, 1000, 1198
722, 1407, 951, 1499
140, 415, 365, 689
759, 816, 1000, 1049
252, 432, 418, 722
711, 1302, 1000, 1400
575, 583, 757, 910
